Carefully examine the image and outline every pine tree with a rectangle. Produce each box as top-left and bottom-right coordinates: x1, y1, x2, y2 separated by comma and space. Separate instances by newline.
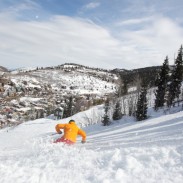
112, 100, 123, 120
122, 79, 128, 96
167, 45, 183, 106
63, 96, 73, 118
154, 56, 170, 110
136, 83, 148, 121
102, 99, 110, 126
36, 111, 39, 119
40, 110, 44, 118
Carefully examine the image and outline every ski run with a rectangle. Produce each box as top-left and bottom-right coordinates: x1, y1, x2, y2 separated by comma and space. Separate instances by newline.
0, 105, 183, 183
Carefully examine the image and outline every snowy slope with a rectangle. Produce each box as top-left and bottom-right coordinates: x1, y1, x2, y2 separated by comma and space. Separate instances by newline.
0, 108, 183, 183
10, 64, 118, 96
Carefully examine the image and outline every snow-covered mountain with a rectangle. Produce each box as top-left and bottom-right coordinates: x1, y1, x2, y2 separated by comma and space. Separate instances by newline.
0, 66, 9, 77
0, 63, 119, 128
23, 64, 116, 94
0, 105, 182, 183
10, 63, 118, 96
0, 66, 8, 72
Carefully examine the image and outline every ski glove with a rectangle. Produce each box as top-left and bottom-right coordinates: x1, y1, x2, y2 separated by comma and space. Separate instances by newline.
81, 140, 86, 144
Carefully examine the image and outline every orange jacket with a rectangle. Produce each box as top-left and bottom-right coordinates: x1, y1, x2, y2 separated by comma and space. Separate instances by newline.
55, 122, 86, 143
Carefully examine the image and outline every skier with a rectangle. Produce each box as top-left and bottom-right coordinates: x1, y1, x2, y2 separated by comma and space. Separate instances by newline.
54, 119, 86, 145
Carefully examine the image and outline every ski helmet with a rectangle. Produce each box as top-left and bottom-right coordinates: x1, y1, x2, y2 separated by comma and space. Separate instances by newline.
69, 119, 75, 123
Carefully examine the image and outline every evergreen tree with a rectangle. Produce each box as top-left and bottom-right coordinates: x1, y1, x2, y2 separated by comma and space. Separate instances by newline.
154, 56, 170, 110
40, 110, 44, 118
112, 100, 123, 120
136, 83, 148, 121
46, 106, 52, 116
116, 75, 128, 97
36, 111, 39, 119
121, 78, 128, 96
167, 45, 183, 106
102, 99, 110, 126
63, 96, 73, 118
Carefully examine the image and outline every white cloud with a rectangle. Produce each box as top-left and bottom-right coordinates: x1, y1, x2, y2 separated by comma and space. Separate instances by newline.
1, 0, 40, 14
84, 2, 100, 9
115, 16, 183, 67
0, 13, 123, 69
0, 9, 182, 70
78, 2, 100, 15
116, 17, 153, 26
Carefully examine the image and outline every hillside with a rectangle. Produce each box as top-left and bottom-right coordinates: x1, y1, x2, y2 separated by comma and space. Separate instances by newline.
0, 63, 175, 129
0, 66, 8, 73
0, 106, 183, 183
0, 63, 119, 128
112, 66, 161, 87
10, 63, 118, 95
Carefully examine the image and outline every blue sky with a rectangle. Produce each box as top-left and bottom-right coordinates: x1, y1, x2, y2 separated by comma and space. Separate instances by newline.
0, 0, 183, 69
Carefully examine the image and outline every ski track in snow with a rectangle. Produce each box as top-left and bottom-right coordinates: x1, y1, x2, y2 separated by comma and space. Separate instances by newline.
0, 111, 183, 183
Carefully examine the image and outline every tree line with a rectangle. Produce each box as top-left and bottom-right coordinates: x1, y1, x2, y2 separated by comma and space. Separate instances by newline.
102, 45, 183, 125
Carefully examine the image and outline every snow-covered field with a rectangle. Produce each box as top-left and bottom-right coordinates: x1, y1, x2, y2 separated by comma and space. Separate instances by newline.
0, 107, 183, 183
